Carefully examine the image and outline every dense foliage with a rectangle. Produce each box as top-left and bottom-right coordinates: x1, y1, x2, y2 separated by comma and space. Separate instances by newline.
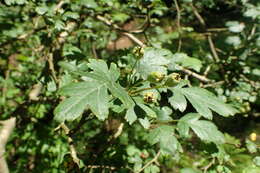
0, 0, 259, 172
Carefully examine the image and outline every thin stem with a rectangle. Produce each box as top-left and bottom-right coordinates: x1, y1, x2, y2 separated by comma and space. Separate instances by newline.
207, 35, 220, 62
174, 0, 182, 52
153, 119, 180, 124
127, 59, 139, 88
179, 66, 212, 83
60, 123, 82, 168
136, 151, 161, 173
203, 158, 215, 173
202, 81, 224, 88
96, 15, 146, 47
191, 3, 206, 27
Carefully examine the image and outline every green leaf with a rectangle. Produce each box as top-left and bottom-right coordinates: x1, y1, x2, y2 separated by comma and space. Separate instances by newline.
244, 5, 260, 19
246, 139, 257, 153
112, 12, 130, 23
178, 113, 225, 143
226, 21, 245, 33
54, 20, 65, 31
108, 83, 134, 108
54, 59, 134, 122
177, 113, 197, 138
137, 103, 157, 118
180, 168, 201, 173
160, 135, 182, 154
181, 58, 202, 72
54, 81, 109, 122
63, 44, 82, 56
136, 47, 170, 79
58, 61, 89, 76
253, 156, 260, 166
154, 106, 173, 121
169, 88, 187, 112
147, 125, 173, 145
58, 61, 78, 72
170, 87, 237, 119
226, 36, 241, 47
125, 106, 137, 125
191, 120, 225, 143
170, 53, 202, 72
126, 145, 141, 156
35, 5, 48, 15
144, 165, 160, 173
139, 117, 150, 129
63, 12, 80, 20
147, 125, 182, 154
79, 0, 98, 8
5, 0, 27, 5
182, 0, 193, 3
86, 59, 134, 108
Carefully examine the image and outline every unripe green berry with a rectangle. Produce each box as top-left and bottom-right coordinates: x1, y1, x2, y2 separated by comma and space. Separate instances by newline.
147, 71, 165, 83
133, 46, 144, 59
165, 73, 181, 87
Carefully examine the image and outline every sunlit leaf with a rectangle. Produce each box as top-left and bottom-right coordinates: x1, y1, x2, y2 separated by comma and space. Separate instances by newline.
54, 81, 109, 122
54, 59, 134, 122
169, 88, 187, 112
226, 21, 245, 33
147, 125, 182, 154
226, 36, 241, 47
125, 106, 137, 125
177, 113, 225, 143
170, 53, 202, 72
170, 87, 237, 119
139, 117, 150, 129
136, 47, 170, 79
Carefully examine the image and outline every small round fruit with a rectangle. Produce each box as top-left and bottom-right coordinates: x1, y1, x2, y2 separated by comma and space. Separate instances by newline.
133, 46, 144, 59
143, 92, 157, 103
165, 73, 181, 87
147, 71, 165, 83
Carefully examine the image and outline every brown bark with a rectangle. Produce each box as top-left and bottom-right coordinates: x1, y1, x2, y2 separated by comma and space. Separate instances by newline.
0, 118, 16, 173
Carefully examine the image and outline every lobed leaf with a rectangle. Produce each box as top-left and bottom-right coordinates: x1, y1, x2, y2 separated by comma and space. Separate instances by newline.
147, 125, 182, 154
125, 106, 137, 125
169, 53, 202, 72
177, 113, 225, 144
54, 59, 133, 122
136, 47, 170, 79
169, 88, 187, 112
54, 81, 109, 122
169, 87, 237, 119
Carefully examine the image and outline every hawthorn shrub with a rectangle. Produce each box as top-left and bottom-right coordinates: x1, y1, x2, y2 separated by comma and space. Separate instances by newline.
0, 0, 259, 172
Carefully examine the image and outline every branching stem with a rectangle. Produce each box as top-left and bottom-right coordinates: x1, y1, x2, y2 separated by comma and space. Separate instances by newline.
136, 151, 161, 173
